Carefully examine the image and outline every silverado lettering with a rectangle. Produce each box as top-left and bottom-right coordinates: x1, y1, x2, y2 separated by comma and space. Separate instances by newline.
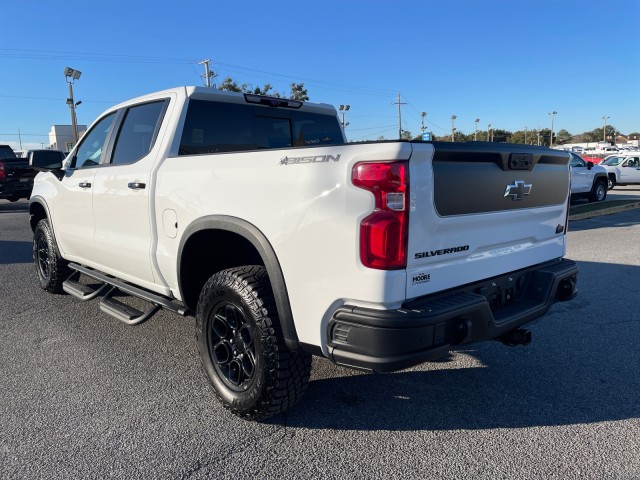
415, 245, 470, 259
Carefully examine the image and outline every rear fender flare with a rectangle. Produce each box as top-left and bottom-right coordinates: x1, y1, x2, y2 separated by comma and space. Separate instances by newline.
178, 215, 299, 350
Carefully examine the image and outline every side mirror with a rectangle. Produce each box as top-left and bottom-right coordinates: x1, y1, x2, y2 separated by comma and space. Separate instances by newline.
587, 161, 594, 170
29, 150, 64, 172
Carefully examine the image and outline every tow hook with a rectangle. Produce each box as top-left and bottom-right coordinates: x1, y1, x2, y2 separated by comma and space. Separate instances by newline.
498, 328, 532, 346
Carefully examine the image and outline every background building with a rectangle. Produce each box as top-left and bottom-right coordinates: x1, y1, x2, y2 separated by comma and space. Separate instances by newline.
48, 125, 87, 152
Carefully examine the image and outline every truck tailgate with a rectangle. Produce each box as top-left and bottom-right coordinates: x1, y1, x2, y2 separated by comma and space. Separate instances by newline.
406, 142, 570, 300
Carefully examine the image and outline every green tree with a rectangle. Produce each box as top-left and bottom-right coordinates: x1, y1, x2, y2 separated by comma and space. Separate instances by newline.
555, 129, 572, 144
289, 83, 309, 101
217, 77, 246, 92
508, 130, 527, 144
218, 77, 309, 101
490, 129, 512, 143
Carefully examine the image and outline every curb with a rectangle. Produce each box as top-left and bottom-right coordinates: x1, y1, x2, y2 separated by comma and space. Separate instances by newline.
569, 201, 640, 221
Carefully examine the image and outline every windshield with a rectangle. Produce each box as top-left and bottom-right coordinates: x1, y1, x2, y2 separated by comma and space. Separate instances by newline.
601, 156, 624, 166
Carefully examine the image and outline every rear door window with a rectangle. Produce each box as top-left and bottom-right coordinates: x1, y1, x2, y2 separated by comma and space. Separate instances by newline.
111, 100, 167, 165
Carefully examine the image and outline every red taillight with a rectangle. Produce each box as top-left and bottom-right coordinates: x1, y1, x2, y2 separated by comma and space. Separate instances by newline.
0, 162, 5, 181
352, 161, 409, 269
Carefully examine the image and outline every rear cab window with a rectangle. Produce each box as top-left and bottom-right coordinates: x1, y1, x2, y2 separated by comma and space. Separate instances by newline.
179, 98, 344, 155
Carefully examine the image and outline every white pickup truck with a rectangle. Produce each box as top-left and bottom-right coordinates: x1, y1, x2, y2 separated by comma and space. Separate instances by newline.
598, 153, 640, 189
29, 86, 578, 420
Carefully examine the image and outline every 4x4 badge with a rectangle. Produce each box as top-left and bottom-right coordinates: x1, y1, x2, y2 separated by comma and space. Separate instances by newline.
504, 180, 532, 200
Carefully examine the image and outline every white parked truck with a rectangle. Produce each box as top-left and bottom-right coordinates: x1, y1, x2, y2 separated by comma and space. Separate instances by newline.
29, 86, 578, 419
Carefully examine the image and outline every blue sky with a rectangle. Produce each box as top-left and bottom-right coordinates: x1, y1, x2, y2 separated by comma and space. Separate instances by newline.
1, 0, 638, 149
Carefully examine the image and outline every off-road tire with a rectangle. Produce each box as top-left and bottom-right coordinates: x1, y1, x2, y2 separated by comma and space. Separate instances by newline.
588, 179, 607, 202
33, 219, 70, 293
195, 265, 311, 420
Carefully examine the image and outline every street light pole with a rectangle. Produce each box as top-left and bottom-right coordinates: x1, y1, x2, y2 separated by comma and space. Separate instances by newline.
474, 118, 479, 141
548, 111, 557, 147
339, 105, 350, 129
64, 67, 82, 147
451, 114, 457, 142
602, 115, 610, 142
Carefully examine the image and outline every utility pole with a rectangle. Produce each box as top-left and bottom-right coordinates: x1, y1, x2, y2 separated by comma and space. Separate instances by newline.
18, 129, 22, 149
524, 126, 528, 144
487, 124, 492, 142
393, 92, 406, 139
474, 118, 479, 141
198, 59, 216, 88
421, 112, 426, 133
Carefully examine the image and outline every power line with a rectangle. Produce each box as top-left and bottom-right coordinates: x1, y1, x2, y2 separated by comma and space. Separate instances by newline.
0, 94, 115, 104
0, 48, 195, 65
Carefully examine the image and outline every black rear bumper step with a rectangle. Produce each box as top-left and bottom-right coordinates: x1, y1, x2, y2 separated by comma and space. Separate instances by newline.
327, 258, 579, 372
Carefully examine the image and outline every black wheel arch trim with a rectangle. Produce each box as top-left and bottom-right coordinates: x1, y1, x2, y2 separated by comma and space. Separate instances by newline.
593, 173, 608, 183
178, 215, 300, 351
28, 196, 53, 231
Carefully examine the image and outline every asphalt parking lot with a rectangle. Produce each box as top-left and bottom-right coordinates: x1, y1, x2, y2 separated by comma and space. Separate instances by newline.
1, 192, 639, 479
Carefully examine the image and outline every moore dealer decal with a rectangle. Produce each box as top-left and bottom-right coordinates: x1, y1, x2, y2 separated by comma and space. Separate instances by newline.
415, 245, 469, 259
279, 154, 341, 166
412, 272, 431, 285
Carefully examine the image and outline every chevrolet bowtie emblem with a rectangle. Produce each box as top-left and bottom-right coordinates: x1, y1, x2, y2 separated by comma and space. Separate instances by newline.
504, 180, 532, 200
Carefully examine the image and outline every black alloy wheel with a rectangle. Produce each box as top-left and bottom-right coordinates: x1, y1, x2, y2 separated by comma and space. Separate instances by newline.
33, 219, 69, 293
207, 302, 257, 391
195, 265, 312, 420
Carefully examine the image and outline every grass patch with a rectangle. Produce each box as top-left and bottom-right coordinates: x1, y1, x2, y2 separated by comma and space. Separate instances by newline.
570, 199, 640, 216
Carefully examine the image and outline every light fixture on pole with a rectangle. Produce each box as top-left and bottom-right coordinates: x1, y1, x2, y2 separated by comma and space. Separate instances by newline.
474, 118, 480, 141
548, 111, 557, 147
64, 67, 82, 146
451, 115, 457, 142
602, 115, 610, 142
338, 104, 350, 129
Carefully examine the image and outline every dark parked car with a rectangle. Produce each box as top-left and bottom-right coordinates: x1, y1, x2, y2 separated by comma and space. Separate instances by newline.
0, 145, 36, 202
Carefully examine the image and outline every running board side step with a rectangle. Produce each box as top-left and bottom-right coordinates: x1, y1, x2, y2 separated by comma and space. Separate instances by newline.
63, 271, 110, 300
100, 287, 161, 326
64, 263, 190, 326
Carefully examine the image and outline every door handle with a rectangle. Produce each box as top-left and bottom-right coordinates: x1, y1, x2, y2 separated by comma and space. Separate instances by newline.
127, 182, 146, 190
78, 181, 92, 188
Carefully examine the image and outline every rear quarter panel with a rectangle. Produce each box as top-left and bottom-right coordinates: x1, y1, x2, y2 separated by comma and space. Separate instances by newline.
154, 142, 414, 347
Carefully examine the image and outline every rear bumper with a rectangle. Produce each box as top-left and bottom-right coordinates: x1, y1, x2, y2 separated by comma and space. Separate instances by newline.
327, 258, 578, 373
0, 180, 33, 199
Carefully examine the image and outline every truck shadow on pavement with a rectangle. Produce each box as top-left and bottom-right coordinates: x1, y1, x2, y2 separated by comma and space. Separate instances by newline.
0, 241, 32, 265
280, 260, 640, 432
0, 200, 29, 213
284, 352, 639, 431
